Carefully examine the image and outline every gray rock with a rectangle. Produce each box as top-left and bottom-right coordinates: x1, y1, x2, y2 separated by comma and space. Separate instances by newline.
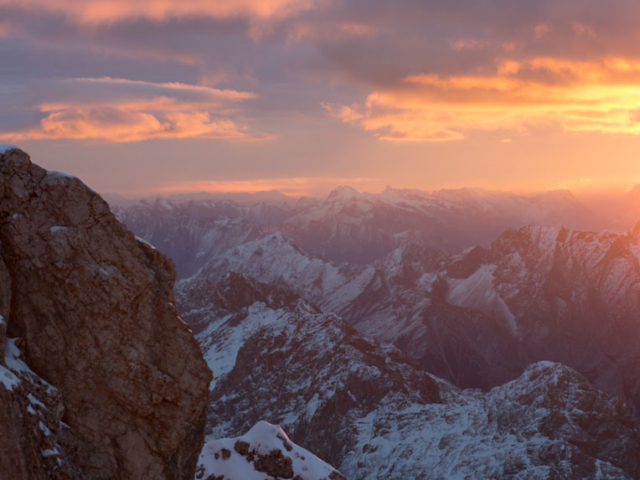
0, 148, 212, 479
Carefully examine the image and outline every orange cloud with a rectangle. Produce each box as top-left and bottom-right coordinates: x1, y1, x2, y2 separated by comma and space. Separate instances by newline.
449, 39, 491, 51
0, 77, 265, 143
0, 0, 315, 23
6, 108, 253, 143
289, 21, 376, 43
548, 177, 593, 191
572, 22, 596, 38
534, 24, 549, 39
325, 56, 640, 141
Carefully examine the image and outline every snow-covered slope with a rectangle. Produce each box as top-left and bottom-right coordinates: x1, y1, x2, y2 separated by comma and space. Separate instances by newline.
341, 361, 640, 479
178, 273, 441, 468
187, 233, 375, 312
189, 238, 523, 390
113, 198, 283, 278
180, 274, 640, 479
449, 224, 640, 416
197, 422, 345, 480
184, 223, 640, 421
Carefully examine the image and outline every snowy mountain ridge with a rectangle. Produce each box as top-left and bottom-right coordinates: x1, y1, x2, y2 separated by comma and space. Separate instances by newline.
181, 222, 640, 423
179, 273, 640, 479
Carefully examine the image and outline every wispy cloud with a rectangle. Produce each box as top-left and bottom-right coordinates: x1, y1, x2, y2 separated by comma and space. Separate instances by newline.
0, 77, 267, 143
0, 0, 317, 23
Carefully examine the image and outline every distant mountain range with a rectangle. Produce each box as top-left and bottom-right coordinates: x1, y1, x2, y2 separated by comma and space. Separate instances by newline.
114, 185, 606, 276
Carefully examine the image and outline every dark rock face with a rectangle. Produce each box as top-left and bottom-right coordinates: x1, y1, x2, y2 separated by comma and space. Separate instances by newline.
0, 148, 212, 479
0, 332, 84, 480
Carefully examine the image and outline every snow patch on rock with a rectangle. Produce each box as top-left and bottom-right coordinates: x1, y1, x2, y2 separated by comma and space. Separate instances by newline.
447, 264, 518, 335
197, 421, 344, 480
0, 144, 19, 154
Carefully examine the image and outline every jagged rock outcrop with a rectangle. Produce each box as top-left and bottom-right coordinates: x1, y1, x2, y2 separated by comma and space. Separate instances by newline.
196, 421, 346, 480
0, 147, 212, 479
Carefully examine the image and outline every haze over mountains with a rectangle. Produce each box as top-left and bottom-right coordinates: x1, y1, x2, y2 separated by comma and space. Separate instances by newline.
113, 184, 621, 277
111, 178, 640, 476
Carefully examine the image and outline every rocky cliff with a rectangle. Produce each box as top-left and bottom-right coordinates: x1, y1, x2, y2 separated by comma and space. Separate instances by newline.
0, 147, 212, 479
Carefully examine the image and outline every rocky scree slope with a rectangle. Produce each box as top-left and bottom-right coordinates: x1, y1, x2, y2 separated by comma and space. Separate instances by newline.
0, 147, 212, 479
177, 272, 640, 479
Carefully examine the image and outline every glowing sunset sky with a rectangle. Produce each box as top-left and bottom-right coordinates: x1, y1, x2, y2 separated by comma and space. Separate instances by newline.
2, 0, 640, 196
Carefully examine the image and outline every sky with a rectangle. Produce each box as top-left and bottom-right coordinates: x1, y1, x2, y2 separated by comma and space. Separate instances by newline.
2, 0, 640, 196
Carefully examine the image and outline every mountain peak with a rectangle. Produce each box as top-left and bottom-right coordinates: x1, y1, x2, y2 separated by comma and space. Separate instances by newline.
327, 185, 360, 200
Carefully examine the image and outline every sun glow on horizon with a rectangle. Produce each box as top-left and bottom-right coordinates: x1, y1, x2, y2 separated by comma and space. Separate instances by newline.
326, 56, 640, 142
